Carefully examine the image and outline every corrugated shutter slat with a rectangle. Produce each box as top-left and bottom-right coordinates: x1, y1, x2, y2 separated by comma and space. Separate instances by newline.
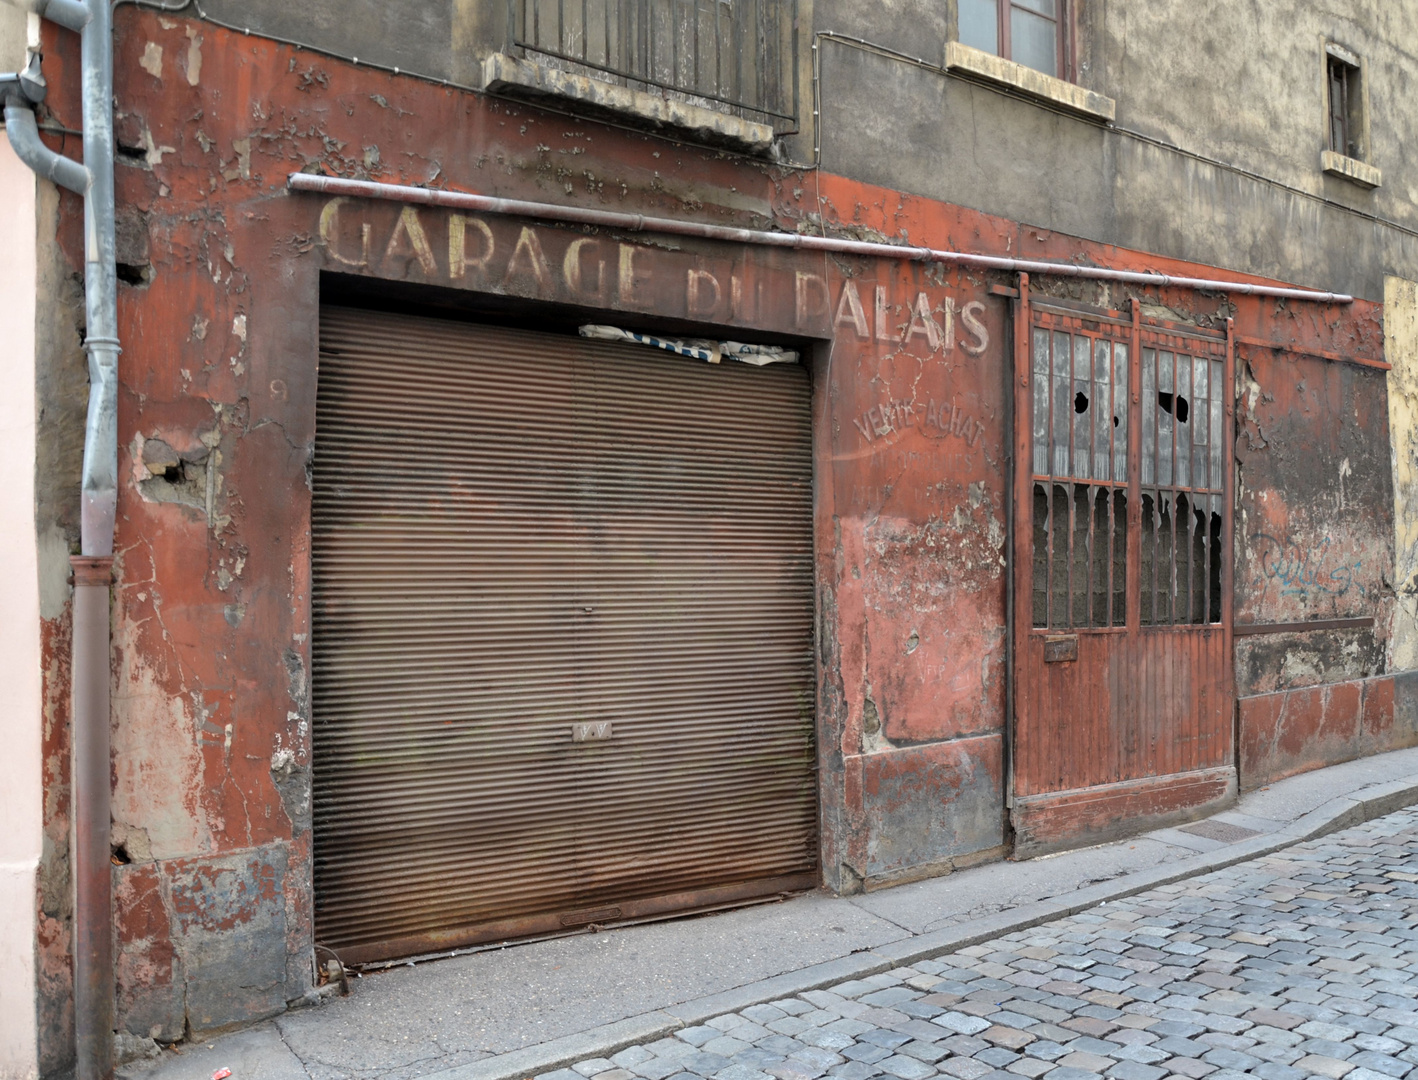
312, 308, 818, 963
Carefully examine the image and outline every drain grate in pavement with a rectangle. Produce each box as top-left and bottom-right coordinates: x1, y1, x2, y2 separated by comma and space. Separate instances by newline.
1178, 818, 1262, 843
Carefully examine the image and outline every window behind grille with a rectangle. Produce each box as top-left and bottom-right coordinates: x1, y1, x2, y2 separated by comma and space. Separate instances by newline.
1139, 334, 1225, 626
1328, 56, 1355, 158
1029, 311, 1227, 631
1029, 314, 1129, 629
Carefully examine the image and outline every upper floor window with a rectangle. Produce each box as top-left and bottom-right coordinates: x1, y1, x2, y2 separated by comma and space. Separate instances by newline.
958, 0, 1068, 79
1327, 51, 1361, 159
512, 0, 796, 125
1318, 41, 1378, 188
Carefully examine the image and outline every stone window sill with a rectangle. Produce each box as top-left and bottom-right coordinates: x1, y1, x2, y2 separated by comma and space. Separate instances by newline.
1321, 150, 1381, 190
480, 52, 776, 154
944, 41, 1115, 123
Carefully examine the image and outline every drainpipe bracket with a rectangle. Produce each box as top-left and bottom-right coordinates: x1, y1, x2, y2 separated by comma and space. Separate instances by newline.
69, 555, 113, 587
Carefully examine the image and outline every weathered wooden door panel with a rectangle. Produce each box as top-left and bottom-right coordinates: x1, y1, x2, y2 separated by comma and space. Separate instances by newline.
1011, 285, 1236, 855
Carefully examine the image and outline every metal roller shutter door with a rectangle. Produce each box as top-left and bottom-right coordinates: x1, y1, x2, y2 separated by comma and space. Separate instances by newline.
311, 307, 819, 963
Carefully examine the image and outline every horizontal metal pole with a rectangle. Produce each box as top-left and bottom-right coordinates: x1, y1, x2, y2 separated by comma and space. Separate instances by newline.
286, 173, 1354, 304
1233, 617, 1375, 637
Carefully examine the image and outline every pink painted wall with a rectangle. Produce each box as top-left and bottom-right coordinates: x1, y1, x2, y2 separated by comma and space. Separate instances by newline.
0, 137, 42, 1078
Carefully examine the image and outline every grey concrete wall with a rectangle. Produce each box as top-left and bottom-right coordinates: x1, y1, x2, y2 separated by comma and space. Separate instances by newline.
804, 0, 1418, 301
170, 0, 1416, 299
199, 0, 455, 80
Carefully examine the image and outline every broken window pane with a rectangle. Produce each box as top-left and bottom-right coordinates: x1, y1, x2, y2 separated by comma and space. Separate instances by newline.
1032, 327, 1050, 476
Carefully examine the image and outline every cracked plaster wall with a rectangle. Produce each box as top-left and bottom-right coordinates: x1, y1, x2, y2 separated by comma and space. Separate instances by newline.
806, 0, 1418, 303
23, 4, 1402, 1061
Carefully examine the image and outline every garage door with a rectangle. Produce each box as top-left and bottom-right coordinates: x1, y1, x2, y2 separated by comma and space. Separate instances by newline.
311, 307, 818, 963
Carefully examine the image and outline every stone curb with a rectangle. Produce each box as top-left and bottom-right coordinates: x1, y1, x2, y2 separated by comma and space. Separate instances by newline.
422, 774, 1418, 1080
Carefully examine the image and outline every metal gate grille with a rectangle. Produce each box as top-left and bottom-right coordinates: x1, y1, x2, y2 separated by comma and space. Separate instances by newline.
1011, 289, 1235, 812
1139, 330, 1226, 625
1029, 311, 1131, 629
311, 308, 818, 963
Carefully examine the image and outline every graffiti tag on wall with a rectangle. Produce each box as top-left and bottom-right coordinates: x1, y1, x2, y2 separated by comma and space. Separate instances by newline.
1252, 534, 1367, 600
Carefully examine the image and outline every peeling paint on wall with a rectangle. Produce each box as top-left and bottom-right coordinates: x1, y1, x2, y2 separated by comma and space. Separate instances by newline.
1387, 276, 1418, 670
24, 8, 1399, 1055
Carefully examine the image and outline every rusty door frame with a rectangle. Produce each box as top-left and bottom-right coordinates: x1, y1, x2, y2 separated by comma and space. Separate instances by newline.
1008, 275, 1238, 836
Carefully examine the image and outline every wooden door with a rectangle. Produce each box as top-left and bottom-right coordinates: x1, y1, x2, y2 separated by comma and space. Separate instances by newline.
1010, 283, 1236, 856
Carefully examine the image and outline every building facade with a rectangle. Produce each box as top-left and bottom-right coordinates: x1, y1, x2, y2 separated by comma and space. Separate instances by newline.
3, 1, 1417, 1074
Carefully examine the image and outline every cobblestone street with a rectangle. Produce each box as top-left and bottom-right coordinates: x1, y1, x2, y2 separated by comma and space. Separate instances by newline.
544, 810, 1418, 1080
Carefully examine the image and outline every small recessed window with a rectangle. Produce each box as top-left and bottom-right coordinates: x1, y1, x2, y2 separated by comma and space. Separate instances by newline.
958, 0, 1069, 79
1327, 52, 1362, 159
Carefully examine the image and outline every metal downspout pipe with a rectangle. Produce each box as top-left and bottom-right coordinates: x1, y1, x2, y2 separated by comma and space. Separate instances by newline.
3, 1, 117, 1077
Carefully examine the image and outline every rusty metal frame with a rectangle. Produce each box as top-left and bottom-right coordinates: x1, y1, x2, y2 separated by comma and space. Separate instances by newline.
1233, 334, 1389, 371
1010, 287, 1239, 820
1233, 617, 1375, 637
1009, 273, 1031, 810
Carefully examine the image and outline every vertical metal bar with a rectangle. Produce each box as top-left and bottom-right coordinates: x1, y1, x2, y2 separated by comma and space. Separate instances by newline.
1045, 486, 1054, 628
789, 0, 799, 122
1011, 274, 1032, 809
1167, 348, 1178, 624
1179, 352, 1191, 623
1105, 479, 1114, 626
1341, 65, 1350, 153
713, 0, 722, 97
1044, 322, 1055, 627
72, 557, 114, 1080
758, 0, 767, 110
732, 0, 742, 105
1223, 320, 1237, 763
1089, 476, 1100, 623
1067, 481, 1076, 628
1127, 302, 1142, 632
669, 0, 677, 86
1189, 489, 1198, 623
1197, 353, 1208, 624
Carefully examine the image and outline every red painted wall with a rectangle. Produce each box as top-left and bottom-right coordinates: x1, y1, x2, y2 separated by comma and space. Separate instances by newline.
29, 9, 1389, 1057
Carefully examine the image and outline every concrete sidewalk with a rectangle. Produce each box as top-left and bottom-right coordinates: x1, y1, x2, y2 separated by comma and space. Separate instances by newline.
121, 748, 1418, 1080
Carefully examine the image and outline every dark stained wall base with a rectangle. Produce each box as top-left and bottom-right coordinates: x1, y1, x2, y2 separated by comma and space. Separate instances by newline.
1238, 674, 1417, 792
1010, 766, 1238, 859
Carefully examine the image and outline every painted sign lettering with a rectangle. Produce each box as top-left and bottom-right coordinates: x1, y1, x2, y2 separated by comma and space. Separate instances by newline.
318, 198, 994, 358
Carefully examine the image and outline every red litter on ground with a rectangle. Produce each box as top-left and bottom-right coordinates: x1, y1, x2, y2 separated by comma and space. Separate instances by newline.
212, 1070, 232, 1080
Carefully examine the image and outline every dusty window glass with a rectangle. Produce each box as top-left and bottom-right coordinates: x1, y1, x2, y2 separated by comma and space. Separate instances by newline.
1015, 6, 1060, 76
957, 0, 1063, 78
959, 0, 999, 54
1327, 53, 1362, 159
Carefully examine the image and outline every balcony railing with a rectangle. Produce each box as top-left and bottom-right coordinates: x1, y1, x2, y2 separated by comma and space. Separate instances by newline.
512, 0, 797, 124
